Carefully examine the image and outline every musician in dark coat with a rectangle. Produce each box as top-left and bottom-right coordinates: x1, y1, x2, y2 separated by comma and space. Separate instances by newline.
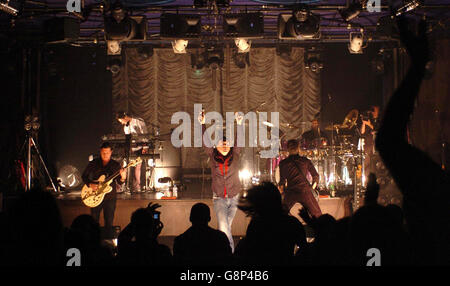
278, 139, 322, 218
82, 142, 126, 238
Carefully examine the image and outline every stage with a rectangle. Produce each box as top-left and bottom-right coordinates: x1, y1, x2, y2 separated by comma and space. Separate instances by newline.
55, 190, 347, 237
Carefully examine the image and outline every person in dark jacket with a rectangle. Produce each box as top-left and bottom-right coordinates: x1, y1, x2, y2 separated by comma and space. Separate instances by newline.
82, 142, 126, 238
278, 139, 322, 218
198, 111, 243, 252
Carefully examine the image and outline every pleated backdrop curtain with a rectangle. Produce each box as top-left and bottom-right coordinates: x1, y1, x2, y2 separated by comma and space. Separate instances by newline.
112, 47, 321, 169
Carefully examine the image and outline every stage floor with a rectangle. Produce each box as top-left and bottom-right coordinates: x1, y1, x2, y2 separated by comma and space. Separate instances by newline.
55, 190, 347, 237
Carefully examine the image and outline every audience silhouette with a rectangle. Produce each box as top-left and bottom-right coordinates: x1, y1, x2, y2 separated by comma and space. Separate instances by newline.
64, 214, 115, 266
234, 182, 307, 266
117, 203, 172, 266
1, 187, 65, 266
375, 17, 450, 265
173, 203, 232, 266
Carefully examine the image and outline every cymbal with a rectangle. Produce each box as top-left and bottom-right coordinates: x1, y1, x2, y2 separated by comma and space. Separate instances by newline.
279, 122, 308, 129
324, 124, 346, 131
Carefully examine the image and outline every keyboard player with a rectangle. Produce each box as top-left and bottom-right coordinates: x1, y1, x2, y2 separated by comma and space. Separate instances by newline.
117, 111, 148, 193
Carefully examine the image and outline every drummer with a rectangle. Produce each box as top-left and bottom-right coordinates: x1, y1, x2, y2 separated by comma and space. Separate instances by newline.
301, 119, 329, 149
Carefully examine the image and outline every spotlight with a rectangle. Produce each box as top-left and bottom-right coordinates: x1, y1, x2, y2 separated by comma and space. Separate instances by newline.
0, 0, 18, 16
235, 38, 251, 53
339, 2, 363, 22
104, 3, 147, 42
278, 8, 320, 40
158, 177, 173, 186
172, 39, 188, 54
223, 13, 264, 38
104, 3, 147, 55
293, 6, 309, 22
160, 13, 201, 38
107, 40, 121, 55
395, 0, 421, 16
57, 165, 82, 189
305, 58, 323, 73
239, 169, 252, 182
24, 115, 40, 131
348, 32, 364, 54
304, 48, 323, 73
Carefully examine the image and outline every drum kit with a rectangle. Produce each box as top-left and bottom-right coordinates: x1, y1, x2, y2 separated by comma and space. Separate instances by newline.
269, 109, 366, 194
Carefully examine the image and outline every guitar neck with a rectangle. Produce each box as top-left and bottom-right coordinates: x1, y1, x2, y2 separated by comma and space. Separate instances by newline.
104, 163, 135, 184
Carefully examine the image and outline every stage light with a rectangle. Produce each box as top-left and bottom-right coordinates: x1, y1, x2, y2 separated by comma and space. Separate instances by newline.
24, 115, 40, 131
107, 40, 121, 55
348, 32, 364, 54
172, 39, 188, 54
278, 8, 320, 40
104, 4, 146, 41
160, 13, 201, 38
0, 0, 18, 16
304, 48, 323, 73
339, 2, 363, 22
235, 38, 251, 53
306, 58, 323, 73
104, 3, 146, 55
396, 0, 421, 16
158, 177, 173, 186
57, 165, 82, 189
239, 169, 252, 182
223, 13, 264, 38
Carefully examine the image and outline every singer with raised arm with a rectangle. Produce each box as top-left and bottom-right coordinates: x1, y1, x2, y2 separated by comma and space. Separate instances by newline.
198, 110, 243, 252
117, 111, 148, 193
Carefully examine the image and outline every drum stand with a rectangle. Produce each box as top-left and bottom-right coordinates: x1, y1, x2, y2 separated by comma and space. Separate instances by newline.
329, 123, 338, 195
144, 160, 156, 192
20, 131, 58, 192
353, 127, 366, 210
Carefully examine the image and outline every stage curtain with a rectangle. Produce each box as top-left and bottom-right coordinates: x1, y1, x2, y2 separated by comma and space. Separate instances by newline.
112, 47, 321, 169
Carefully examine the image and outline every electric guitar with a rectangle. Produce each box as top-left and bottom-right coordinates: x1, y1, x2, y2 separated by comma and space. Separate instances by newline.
81, 158, 142, 208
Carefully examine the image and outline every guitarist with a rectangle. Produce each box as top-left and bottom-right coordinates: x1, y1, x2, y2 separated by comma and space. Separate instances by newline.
278, 139, 322, 218
82, 142, 127, 238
